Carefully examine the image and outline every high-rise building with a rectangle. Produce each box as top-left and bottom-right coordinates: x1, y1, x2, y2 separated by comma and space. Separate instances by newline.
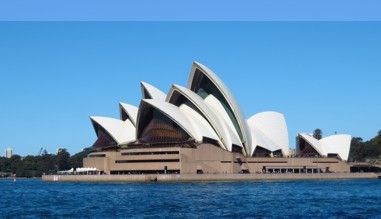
6, 147, 12, 158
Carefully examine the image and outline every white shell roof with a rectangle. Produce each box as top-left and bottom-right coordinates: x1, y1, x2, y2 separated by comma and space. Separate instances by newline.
137, 99, 201, 142
89, 62, 297, 158
251, 126, 282, 152
247, 111, 289, 156
187, 61, 252, 155
166, 84, 235, 151
90, 116, 136, 145
320, 134, 351, 161
140, 81, 166, 101
204, 94, 243, 151
299, 133, 326, 155
178, 104, 220, 144
298, 133, 352, 160
119, 102, 138, 126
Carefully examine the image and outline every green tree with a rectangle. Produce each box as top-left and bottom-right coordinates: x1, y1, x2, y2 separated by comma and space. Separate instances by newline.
9, 155, 23, 174
349, 137, 364, 161
313, 128, 323, 140
0, 157, 11, 177
372, 130, 381, 145
22, 155, 38, 177
36, 153, 56, 176
56, 149, 71, 171
349, 130, 381, 162
0, 157, 9, 172
0, 149, 91, 177
70, 150, 88, 169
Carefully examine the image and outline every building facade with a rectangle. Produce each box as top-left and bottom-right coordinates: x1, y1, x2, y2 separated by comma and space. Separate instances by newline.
83, 62, 351, 174
84, 144, 350, 174
6, 147, 12, 158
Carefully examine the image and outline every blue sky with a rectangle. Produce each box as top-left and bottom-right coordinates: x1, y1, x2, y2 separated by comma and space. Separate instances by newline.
1, 1, 381, 21
0, 22, 380, 156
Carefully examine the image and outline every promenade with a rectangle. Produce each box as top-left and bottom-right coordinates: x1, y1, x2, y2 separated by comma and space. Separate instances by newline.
42, 172, 379, 182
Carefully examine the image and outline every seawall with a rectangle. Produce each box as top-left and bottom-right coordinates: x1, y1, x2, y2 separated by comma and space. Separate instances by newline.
42, 172, 378, 182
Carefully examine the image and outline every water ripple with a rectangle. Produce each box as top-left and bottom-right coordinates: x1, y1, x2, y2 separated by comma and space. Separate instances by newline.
1, 179, 380, 218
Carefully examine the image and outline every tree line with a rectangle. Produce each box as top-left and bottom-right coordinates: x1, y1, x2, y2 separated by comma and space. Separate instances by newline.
0, 149, 88, 178
349, 130, 381, 162
312, 128, 381, 161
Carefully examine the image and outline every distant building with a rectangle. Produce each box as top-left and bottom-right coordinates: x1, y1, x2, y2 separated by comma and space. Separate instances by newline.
6, 148, 12, 158
289, 148, 296, 156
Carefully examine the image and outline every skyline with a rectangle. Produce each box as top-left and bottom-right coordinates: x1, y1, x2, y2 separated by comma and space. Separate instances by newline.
0, 22, 380, 156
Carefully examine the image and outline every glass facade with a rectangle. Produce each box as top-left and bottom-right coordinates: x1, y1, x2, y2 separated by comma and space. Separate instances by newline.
191, 69, 244, 142
298, 137, 320, 157
121, 110, 129, 121
143, 88, 152, 99
169, 90, 208, 122
253, 146, 272, 157
139, 107, 190, 143
92, 125, 117, 148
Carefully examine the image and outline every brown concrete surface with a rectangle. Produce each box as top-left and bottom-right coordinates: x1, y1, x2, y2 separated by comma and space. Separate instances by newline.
42, 172, 378, 182
83, 144, 352, 175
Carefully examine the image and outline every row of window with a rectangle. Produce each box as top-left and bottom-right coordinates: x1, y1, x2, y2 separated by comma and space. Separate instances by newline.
115, 159, 180, 163
121, 151, 179, 156
110, 170, 180, 175
88, 154, 106, 158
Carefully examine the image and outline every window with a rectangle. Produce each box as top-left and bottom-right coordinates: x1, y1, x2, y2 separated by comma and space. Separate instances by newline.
92, 125, 117, 148
138, 108, 190, 143
191, 69, 243, 142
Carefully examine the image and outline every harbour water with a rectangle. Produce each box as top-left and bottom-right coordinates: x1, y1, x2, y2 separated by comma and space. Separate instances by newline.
1, 179, 381, 218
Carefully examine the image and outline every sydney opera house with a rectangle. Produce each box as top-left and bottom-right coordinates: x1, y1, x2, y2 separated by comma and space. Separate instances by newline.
84, 62, 351, 174
296, 133, 351, 161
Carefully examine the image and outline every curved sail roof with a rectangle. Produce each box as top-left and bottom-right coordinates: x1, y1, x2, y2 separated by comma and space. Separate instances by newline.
178, 104, 220, 144
136, 99, 202, 142
298, 133, 326, 156
88, 61, 298, 158
320, 134, 351, 161
119, 102, 138, 126
298, 133, 352, 160
204, 94, 243, 152
187, 61, 252, 155
250, 126, 282, 152
140, 81, 166, 101
167, 84, 235, 151
247, 112, 289, 156
90, 116, 135, 145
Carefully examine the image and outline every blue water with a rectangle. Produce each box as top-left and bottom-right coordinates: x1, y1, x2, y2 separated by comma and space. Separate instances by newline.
1, 179, 381, 218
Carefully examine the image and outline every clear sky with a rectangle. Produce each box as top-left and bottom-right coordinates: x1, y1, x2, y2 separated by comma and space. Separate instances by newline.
0, 22, 380, 156
1, 1, 381, 21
